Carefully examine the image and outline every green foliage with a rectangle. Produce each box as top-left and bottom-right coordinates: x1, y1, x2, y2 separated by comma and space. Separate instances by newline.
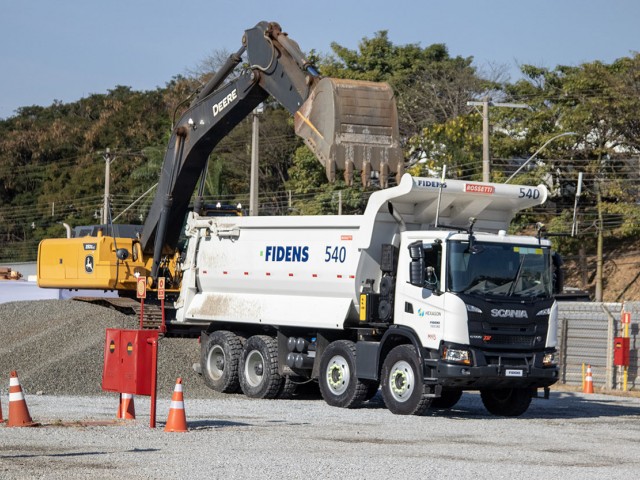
320, 31, 490, 140
407, 114, 483, 179
1, 32, 640, 266
285, 146, 368, 215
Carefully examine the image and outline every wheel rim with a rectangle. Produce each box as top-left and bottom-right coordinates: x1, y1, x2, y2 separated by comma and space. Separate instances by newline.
207, 345, 225, 381
326, 354, 349, 396
388, 360, 414, 403
245, 350, 265, 387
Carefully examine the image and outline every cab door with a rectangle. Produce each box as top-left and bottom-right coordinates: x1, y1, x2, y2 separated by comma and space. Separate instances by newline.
395, 239, 445, 350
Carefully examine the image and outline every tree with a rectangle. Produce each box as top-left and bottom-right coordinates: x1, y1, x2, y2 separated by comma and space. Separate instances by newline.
285, 146, 368, 216
406, 114, 483, 180
321, 32, 493, 140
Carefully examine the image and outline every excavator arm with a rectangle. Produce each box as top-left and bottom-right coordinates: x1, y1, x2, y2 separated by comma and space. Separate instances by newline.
142, 21, 403, 279
37, 21, 403, 292
141, 22, 317, 276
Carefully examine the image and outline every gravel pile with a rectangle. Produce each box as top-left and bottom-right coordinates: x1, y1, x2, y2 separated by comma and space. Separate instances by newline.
0, 299, 220, 399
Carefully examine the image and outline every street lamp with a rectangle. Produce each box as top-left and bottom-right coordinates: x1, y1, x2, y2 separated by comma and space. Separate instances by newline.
504, 132, 577, 184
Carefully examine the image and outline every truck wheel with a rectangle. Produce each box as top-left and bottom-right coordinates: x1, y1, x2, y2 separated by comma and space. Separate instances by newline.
364, 380, 380, 401
201, 330, 243, 393
239, 335, 283, 399
480, 388, 532, 417
431, 389, 463, 409
380, 345, 432, 415
319, 340, 368, 409
276, 376, 298, 399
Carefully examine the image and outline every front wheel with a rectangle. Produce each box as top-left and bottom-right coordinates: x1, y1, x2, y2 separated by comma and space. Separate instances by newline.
239, 335, 283, 399
380, 345, 432, 415
480, 388, 532, 417
318, 340, 368, 408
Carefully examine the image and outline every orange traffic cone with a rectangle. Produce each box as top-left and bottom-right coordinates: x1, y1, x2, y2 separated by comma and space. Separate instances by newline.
583, 364, 594, 394
117, 393, 136, 420
164, 378, 188, 432
8, 371, 38, 427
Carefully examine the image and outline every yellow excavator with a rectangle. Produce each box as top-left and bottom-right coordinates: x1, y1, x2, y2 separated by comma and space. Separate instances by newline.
37, 21, 403, 304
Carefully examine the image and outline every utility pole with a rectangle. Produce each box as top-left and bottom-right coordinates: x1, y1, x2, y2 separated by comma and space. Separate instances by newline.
103, 148, 111, 224
482, 97, 490, 182
595, 185, 604, 302
467, 97, 528, 182
249, 105, 263, 216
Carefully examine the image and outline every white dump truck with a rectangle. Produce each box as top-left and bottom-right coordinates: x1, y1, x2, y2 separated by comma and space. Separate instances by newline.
182, 174, 561, 416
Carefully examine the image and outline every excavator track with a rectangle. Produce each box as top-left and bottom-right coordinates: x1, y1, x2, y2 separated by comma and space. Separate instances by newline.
71, 296, 202, 337
72, 296, 166, 331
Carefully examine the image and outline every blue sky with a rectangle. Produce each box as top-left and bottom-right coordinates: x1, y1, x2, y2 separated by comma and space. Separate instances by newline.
1, 0, 638, 119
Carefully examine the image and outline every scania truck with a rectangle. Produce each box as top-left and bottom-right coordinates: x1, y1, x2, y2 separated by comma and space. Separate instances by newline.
183, 174, 560, 416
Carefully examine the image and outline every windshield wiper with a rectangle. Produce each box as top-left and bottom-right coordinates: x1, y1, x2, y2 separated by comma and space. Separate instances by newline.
507, 255, 526, 297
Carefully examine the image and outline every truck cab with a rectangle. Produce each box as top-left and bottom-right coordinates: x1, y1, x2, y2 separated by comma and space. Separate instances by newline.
394, 230, 558, 391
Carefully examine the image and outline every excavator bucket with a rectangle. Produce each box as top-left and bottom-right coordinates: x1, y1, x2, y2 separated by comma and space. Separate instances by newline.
294, 78, 404, 188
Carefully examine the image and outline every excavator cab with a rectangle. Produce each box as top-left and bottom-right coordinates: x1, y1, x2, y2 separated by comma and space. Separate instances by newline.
294, 77, 403, 188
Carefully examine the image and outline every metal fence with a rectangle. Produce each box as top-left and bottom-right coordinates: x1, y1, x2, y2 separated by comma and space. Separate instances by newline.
557, 301, 639, 390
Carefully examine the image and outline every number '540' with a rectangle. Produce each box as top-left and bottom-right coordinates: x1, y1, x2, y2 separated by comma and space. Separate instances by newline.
519, 188, 540, 199
325, 246, 346, 263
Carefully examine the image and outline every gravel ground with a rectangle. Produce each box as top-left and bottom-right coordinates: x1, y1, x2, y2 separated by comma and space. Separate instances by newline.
0, 300, 215, 399
2, 300, 640, 479
1, 392, 640, 479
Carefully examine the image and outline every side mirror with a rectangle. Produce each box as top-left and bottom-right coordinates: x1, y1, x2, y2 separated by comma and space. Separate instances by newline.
552, 252, 564, 295
408, 240, 425, 287
116, 248, 130, 261
409, 258, 425, 287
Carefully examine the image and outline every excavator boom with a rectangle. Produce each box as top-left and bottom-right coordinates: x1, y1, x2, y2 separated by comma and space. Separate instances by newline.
141, 21, 403, 279
38, 20, 404, 290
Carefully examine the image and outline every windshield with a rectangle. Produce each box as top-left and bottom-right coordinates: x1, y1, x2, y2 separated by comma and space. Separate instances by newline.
447, 240, 552, 299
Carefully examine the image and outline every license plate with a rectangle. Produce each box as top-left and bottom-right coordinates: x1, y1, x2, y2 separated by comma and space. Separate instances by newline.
505, 369, 523, 377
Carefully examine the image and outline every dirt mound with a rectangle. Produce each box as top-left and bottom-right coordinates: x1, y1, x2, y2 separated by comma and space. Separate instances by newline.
0, 299, 219, 399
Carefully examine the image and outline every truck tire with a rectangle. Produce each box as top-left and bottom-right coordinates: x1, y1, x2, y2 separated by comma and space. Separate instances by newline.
380, 345, 432, 415
364, 380, 380, 401
201, 330, 243, 393
239, 335, 283, 399
431, 389, 463, 409
480, 388, 532, 417
276, 376, 298, 399
319, 340, 368, 409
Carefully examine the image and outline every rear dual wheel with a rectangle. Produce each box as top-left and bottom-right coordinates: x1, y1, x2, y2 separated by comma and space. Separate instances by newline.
239, 335, 283, 399
201, 330, 243, 393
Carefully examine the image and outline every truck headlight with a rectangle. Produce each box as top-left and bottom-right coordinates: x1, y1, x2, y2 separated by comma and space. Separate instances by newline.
442, 347, 471, 365
542, 352, 556, 366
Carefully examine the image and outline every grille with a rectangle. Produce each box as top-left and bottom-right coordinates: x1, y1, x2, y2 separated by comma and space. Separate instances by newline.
486, 334, 534, 347
485, 355, 532, 367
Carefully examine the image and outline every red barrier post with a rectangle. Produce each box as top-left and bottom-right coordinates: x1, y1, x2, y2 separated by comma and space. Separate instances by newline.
137, 277, 147, 330
158, 277, 167, 334
147, 337, 158, 428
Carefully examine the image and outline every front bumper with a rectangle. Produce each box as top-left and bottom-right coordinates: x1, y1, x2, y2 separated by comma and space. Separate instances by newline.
427, 346, 559, 390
